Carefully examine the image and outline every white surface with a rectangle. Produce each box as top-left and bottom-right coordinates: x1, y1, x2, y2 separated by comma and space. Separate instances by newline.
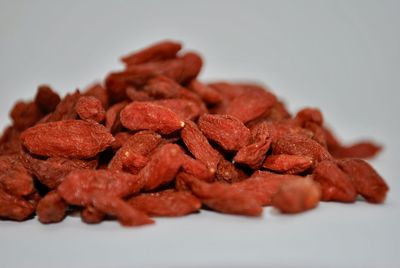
0, 1, 399, 267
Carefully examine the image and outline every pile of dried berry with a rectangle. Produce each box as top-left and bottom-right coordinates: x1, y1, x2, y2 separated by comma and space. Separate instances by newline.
0, 41, 389, 226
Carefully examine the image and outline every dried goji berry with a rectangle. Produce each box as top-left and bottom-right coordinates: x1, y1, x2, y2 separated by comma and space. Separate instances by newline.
108, 131, 162, 174
272, 134, 332, 163
21, 120, 114, 159
139, 144, 183, 191
83, 83, 109, 109
198, 114, 250, 151
263, 154, 313, 174
0, 126, 22, 155
23, 154, 97, 189
153, 99, 201, 121
338, 159, 389, 203
0, 188, 35, 221
121, 40, 182, 66
331, 142, 382, 159
45, 90, 80, 122
92, 193, 154, 227
36, 191, 67, 224
57, 170, 143, 206
233, 122, 272, 169
215, 158, 245, 184
224, 85, 277, 123
232, 171, 302, 206
181, 120, 221, 173
0, 155, 33, 197
188, 80, 223, 105
272, 177, 321, 214
80, 205, 105, 224
294, 107, 323, 127
128, 189, 201, 217
120, 102, 184, 134
10, 101, 44, 131
75, 96, 106, 123
313, 160, 357, 202
180, 173, 262, 216
181, 154, 214, 182
126, 87, 152, 102
34, 85, 61, 114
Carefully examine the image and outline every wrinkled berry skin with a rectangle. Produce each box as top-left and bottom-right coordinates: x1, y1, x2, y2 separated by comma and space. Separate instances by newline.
21, 120, 114, 159
120, 102, 184, 134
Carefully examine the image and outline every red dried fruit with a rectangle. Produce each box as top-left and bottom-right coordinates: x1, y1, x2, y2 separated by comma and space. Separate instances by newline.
263, 154, 313, 174
272, 177, 321, 214
128, 189, 201, 217
0, 155, 34, 197
153, 99, 201, 121
0, 188, 35, 221
83, 83, 109, 109
21, 120, 114, 159
188, 80, 223, 104
272, 134, 332, 163
0, 126, 22, 155
0, 40, 390, 227
181, 154, 214, 182
75, 96, 106, 123
265, 101, 292, 121
91, 194, 154, 227
215, 158, 244, 184
10, 101, 44, 130
338, 159, 389, 203
81, 206, 105, 224
294, 107, 323, 127
110, 132, 132, 151
36, 191, 67, 224
144, 76, 183, 99
121, 40, 182, 66
313, 160, 357, 202
323, 127, 342, 152
331, 142, 382, 159
22, 154, 97, 189
105, 101, 128, 133
34, 85, 61, 114
108, 131, 162, 174
261, 121, 311, 142
45, 90, 80, 122
175, 52, 203, 84
224, 85, 277, 123
232, 171, 302, 206
233, 122, 272, 169
181, 120, 221, 173
120, 102, 184, 134
180, 173, 262, 216
126, 87, 152, 102
209, 82, 245, 100
303, 122, 327, 147
139, 144, 183, 191
198, 114, 250, 151
57, 170, 143, 206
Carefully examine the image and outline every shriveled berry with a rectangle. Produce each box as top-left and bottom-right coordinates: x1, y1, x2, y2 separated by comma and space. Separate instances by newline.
198, 114, 250, 151
272, 177, 321, 214
338, 159, 389, 203
36, 191, 67, 224
313, 160, 357, 202
21, 120, 114, 159
75, 96, 106, 123
120, 102, 184, 134
128, 189, 201, 217
263, 154, 313, 174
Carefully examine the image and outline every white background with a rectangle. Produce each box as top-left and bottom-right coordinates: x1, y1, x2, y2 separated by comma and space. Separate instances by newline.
0, 1, 399, 267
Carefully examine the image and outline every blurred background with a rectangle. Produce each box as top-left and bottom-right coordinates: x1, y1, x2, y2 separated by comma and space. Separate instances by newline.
0, 1, 399, 268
